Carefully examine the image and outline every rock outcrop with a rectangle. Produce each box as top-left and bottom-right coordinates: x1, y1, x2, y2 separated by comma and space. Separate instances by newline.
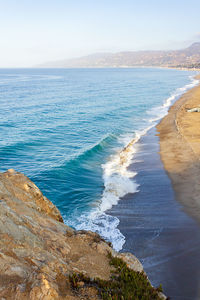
0, 169, 166, 299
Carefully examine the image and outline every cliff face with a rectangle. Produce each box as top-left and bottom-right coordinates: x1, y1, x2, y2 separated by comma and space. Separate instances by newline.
0, 169, 165, 299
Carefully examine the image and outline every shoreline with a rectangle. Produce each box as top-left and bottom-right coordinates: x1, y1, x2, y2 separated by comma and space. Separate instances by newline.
102, 72, 199, 250
157, 74, 200, 223
109, 126, 200, 299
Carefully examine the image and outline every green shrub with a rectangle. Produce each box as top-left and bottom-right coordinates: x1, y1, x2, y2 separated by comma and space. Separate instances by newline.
69, 252, 167, 300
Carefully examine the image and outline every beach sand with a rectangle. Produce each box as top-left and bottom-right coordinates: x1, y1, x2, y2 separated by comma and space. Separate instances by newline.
109, 127, 200, 299
107, 77, 200, 299
157, 74, 200, 223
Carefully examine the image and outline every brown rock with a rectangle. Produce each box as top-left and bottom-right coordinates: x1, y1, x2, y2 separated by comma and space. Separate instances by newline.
0, 170, 111, 299
0, 170, 164, 299
116, 252, 144, 273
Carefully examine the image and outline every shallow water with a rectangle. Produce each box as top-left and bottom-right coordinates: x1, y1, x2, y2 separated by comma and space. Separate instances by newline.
0, 67, 198, 250
1, 67, 200, 299
109, 127, 200, 299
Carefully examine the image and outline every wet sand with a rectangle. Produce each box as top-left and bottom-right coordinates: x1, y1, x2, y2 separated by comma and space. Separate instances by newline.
108, 126, 200, 299
157, 74, 200, 223
108, 77, 200, 299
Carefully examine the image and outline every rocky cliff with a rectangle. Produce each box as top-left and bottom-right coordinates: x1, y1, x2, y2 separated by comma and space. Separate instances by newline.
0, 169, 166, 299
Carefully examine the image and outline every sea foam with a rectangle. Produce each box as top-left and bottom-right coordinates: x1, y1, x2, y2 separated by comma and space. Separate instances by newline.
1, 69, 199, 253
86, 74, 199, 251
66, 73, 199, 252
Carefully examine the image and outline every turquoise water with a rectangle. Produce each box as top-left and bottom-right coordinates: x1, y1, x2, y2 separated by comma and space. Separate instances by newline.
0, 68, 198, 250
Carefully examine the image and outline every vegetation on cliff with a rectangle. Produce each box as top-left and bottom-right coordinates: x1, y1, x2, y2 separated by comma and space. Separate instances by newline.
69, 252, 164, 300
0, 169, 166, 299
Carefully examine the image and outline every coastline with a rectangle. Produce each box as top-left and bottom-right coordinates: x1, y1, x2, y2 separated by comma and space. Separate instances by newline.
99, 71, 199, 251
106, 73, 200, 299
1, 68, 200, 299
109, 126, 200, 299
157, 74, 200, 223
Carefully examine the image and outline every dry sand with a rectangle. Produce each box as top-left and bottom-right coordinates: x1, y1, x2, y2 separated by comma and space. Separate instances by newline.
157, 74, 200, 223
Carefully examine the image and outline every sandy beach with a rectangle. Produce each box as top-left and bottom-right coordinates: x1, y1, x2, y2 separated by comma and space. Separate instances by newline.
108, 75, 200, 299
109, 126, 200, 299
157, 74, 200, 223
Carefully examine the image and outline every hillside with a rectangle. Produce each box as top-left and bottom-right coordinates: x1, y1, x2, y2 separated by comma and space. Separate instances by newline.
39, 42, 200, 68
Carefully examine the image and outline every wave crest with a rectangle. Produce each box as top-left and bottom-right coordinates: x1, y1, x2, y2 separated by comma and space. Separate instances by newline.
65, 74, 199, 252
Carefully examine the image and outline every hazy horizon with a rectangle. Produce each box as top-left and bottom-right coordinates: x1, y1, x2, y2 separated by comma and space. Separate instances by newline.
0, 0, 200, 68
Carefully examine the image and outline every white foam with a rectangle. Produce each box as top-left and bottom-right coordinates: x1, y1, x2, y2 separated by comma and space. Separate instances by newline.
65, 211, 125, 251
100, 175, 139, 211
99, 124, 158, 215
66, 74, 200, 252
147, 75, 199, 124
94, 74, 199, 250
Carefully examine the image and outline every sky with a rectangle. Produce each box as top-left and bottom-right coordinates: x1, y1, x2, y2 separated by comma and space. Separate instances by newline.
0, 0, 200, 67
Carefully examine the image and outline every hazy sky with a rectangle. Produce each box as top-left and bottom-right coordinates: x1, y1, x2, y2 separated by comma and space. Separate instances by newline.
0, 0, 200, 67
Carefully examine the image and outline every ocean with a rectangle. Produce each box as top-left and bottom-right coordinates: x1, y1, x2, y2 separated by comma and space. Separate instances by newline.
0, 67, 198, 253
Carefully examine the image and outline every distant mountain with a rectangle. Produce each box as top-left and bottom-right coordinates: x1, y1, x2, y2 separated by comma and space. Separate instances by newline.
38, 43, 200, 68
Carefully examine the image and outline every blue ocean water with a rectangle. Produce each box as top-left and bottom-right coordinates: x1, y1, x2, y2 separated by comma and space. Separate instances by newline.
0, 68, 198, 250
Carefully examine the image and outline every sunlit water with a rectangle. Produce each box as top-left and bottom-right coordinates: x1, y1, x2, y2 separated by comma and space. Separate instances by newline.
0, 68, 198, 250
